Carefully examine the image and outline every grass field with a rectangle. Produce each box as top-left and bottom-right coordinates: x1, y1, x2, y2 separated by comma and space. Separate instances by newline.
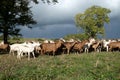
0, 52, 120, 80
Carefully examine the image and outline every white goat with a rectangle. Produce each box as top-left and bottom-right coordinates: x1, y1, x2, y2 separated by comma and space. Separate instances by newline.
17, 45, 35, 60
18, 41, 40, 60
102, 39, 111, 52
10, 41, 40, 60
9, 42, 27, 55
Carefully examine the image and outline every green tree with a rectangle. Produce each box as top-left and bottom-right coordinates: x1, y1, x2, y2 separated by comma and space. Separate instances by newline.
0, 0, 58, 43
75, 5, 111, 38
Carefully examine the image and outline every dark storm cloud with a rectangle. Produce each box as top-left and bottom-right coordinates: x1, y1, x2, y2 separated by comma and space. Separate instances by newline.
20, 23, 78, 38
105, 16, 120, 39
21, 0, 120, 38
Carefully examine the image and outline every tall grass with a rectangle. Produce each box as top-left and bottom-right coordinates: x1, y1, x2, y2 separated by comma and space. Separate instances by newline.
0, 52, 120, 80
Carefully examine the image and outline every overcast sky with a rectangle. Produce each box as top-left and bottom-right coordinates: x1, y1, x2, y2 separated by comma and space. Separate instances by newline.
20, 0, 120, 39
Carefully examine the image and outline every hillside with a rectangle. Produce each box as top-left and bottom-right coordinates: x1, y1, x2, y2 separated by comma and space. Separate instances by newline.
0, 52, 120, 80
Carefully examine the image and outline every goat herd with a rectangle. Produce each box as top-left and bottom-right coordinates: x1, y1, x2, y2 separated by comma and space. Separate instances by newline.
0, 38, 120, 60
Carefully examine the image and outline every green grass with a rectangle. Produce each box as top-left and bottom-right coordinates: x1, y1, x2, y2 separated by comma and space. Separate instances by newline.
0, 52, 120, 80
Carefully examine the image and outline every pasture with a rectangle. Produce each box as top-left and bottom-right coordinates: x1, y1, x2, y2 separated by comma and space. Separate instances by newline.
0, 52, 120, 80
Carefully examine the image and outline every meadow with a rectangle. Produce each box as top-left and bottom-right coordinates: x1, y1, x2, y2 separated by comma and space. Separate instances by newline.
0, 52, 120, 80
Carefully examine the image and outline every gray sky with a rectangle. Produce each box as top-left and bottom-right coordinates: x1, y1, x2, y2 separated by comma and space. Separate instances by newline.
20, 0, 120, 39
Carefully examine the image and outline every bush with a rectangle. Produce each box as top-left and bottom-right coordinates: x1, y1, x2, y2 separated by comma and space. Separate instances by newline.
64, 33, 89, 40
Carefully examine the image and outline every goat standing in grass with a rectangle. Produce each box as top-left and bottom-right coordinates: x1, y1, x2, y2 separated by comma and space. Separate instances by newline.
108, 41, 120, 51
10, 41, 40, 60
72, 40, 89, 53
0, 44, 10, 53
62, 41, 76, 54
91, 40, 102, 52
17, 45, 35, 60
40, 40, 63, 56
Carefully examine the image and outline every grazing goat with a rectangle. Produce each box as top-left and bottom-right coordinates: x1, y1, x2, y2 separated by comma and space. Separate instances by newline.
72, 40, 88, 53
40, 40, 63, 56
62, 41, 76, 54
17, 45, 35, 60
91, 40, 102, 52
108, 41, 120, 51
0, 44, 10, 53
84, 38, 96, 53
34, 46, 41, 54
102, 39, 111, 52
10, 44, 22, 55
9, 42, 28, 55
10, 41, 40, 60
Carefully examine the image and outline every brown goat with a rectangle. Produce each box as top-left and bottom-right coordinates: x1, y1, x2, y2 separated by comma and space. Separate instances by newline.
0, 44, 10, 52
72, 40, 88, 53
62, 41, 76, 54
108, 41, 120, 51
40, 40, 63, 56
92, 41, 102, 52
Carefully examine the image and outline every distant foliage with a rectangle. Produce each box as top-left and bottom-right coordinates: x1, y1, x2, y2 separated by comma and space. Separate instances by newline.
64, 33, 89, 40
41, 0, 58, 3
75, 5, 111, 38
